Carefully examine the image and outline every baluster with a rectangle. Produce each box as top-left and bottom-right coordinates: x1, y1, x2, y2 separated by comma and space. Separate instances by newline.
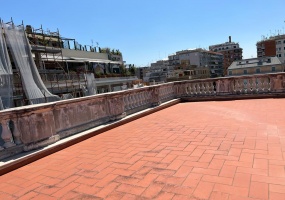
197, 83, 201, 95
205, 82, 210, 95
145, 90, 149, 105
134, 93, 139, 108
241, 79, 246, 94
1, 119, 16, 148
11, 119, 22, 145
236, 80, 241, 93
137, 92, 141, 107
124, 94, 129, 111
142, 91, 147, 106
168, 85, 173, 98
246, 79, 251, 94
168, 85, 172, 99
256, 78, 261, 93
265, 78, 271, 92
163, 86, 167, 101
261, 78, 266, 92
185, 84, 189, 96
251, 78, 257, 93
207, 82, 212, 95
201, 83, 206, 95
192, 84, 196, 95
142, 91, 146, 105
129, 94, 134, 109
188, 84, 192, 96
159, 88, 163, 100
138, 92, 142, 106
209, 82, 214, 95
229, 80, 234, 94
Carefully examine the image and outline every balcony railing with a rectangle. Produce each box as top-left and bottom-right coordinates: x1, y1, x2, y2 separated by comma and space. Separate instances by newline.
0, 72, 285, 159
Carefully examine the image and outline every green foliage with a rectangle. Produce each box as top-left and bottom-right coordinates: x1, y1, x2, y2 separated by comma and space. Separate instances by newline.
129, 65, 136, 75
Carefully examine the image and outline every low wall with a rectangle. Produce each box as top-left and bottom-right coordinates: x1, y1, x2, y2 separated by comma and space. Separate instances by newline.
0, 72, 285, 159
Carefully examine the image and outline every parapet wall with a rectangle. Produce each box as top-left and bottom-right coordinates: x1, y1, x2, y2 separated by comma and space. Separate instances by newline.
1, 73, 285, 159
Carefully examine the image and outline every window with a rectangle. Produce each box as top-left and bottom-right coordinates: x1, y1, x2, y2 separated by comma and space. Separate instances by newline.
272, 66, 276, 72
229, 71, 232, 75
256, 68, 260, 73
244, 70, 247, 74
234, 46, 236, 48
279, 54, 282, 57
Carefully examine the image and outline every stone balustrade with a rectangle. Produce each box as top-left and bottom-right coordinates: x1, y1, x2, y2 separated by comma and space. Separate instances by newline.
0, 72, 285, 159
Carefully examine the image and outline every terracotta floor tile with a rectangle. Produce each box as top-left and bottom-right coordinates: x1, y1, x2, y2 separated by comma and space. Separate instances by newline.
249, 181, 268, 199
141, 182, 164, 198
116, 183, 145, 196
192, 181, 214, 199
233, 173, 251, 188
219, 165, 237, 178
253, 158, 268, 170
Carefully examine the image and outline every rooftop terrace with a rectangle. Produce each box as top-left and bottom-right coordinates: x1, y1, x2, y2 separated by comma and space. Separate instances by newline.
1, 72, 285, 199
1, 99, 285, 199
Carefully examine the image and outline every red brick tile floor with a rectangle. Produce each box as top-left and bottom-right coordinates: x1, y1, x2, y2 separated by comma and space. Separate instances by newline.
1, 99, 285, 200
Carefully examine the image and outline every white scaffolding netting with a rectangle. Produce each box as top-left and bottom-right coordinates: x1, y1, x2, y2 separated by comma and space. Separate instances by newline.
0, 24, 13, 110
86, 73, 97, 95
3, 23, 60, 104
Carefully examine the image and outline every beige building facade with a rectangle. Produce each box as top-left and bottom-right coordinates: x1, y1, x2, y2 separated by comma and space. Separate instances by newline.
227, 56, 284, 76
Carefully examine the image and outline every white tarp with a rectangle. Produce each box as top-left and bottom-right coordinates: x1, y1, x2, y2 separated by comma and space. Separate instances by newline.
0, 23, 13, 109
3, 24, 60, 104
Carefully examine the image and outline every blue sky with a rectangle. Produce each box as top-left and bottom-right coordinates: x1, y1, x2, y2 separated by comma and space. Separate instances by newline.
1, 0, 284, 66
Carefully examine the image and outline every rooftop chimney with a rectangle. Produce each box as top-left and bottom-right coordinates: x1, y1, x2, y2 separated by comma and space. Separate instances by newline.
229, 36, 231, 43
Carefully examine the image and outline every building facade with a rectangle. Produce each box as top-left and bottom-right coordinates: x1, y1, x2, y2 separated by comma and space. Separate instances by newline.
209, 36, 243, 76
227, 56, 284, 76
174, 48, 224, 77
256, 34, 285, 63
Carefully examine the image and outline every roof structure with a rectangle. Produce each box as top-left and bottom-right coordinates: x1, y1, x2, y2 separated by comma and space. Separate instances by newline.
228, 56, 282, 70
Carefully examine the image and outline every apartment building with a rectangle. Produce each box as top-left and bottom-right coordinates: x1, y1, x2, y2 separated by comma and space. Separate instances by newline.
209, 36, 243, 76
174, 48, 223, 77
257, 34, 285, 63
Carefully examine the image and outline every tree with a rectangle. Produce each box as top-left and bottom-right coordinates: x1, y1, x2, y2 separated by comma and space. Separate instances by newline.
129, 65, 136, 75
119, 64, 127, 76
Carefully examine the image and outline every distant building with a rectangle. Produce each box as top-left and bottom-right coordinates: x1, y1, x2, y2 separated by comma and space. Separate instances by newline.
227, 56, 284, 76
148, 48, 223, 83
209, 36, 243, 76
173, 48, 224, 77
135, 67, 149, 80
256, 34, 285, 63
166, 67, 210, 82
